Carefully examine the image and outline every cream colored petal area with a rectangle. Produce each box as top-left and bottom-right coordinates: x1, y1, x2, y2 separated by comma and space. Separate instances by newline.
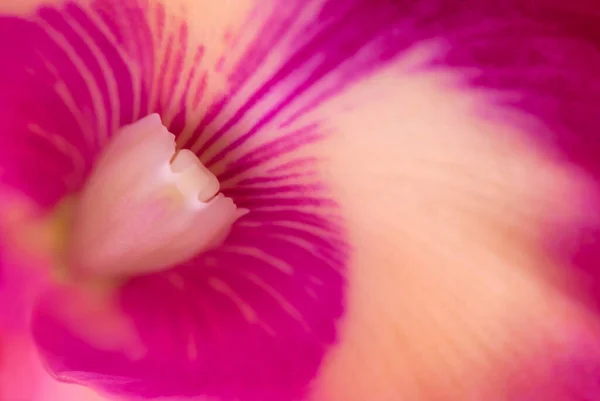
307, 46, 600, 401
139, 0, 255, 126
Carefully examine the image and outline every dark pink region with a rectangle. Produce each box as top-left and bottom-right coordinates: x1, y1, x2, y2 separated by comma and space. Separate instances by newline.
508, 330, 600, 401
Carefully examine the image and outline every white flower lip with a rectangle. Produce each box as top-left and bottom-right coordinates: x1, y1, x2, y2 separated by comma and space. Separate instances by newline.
170, 148, 220, 203
68, 114, 246, 278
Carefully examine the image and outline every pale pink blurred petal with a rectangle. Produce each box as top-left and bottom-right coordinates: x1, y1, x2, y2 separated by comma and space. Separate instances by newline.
0, 330, 111, 401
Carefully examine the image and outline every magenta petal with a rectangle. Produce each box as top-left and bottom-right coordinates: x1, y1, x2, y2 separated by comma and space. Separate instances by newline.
0, 0, 143, 353
4, 1, 600, 401
0, 15, 93, 207
8, 1, 351, 399
0, 254, 42, 330
33, 211, 346, 400
0, 3, 147, 207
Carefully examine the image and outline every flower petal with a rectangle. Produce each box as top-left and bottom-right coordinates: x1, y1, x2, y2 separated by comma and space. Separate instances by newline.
0, 191, 60, 330
0, 331, 41, 400
0, 329, 110, 401
0, 1, 351, 400
305, 61, 600, 400
2, 1, 600, 401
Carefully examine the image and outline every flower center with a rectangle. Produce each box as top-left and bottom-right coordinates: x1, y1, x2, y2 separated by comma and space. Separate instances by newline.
68, 114, 247, 278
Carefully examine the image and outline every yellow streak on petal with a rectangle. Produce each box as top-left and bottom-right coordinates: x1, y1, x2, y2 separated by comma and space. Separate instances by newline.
308, 45, 599, 401
0, 192, 73, 274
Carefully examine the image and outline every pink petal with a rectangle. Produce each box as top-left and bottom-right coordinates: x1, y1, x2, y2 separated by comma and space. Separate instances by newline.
0, 329, 111, 401
1, 1, 600, 401
2, 1, 349, 399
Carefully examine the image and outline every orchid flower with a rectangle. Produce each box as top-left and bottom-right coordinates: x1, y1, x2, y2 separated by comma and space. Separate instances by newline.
2, 0, 600, 400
